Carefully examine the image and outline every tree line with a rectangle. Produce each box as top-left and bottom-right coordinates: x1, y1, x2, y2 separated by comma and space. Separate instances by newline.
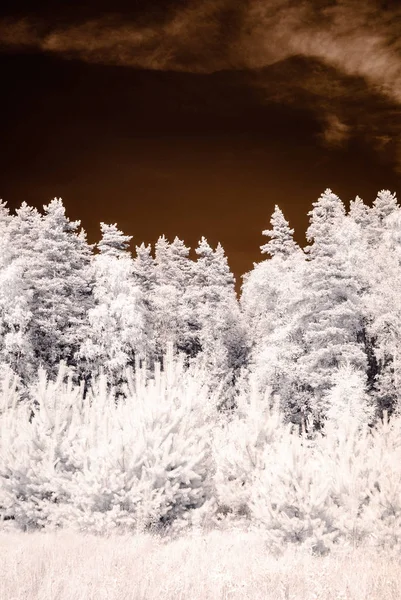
0, 188, 400, 426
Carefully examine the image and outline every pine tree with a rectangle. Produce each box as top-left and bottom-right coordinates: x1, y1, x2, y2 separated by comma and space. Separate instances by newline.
241, 206, 304, 412
132, 243, 157, 362
193, 237, 248, 407
132, 242, 155, 295
348, 196, 372, 229
261, 205, 299, 258
27, 199, 94, 376
345, 198, 378, 403
0, 200, 12, 270
295, 189, 367, 425
363, 198, 401, 417
325, 363, 374, 429
153, 235, 196, 360
97, 222, 132, 257
79, 223, 144, 385
242, 205, 301, 345
0, 352, 214, 533
0, 202, 35, 379
372, 189, 399, 223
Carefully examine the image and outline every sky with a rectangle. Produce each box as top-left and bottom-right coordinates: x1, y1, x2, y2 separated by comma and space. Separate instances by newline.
1, 0, 401, 285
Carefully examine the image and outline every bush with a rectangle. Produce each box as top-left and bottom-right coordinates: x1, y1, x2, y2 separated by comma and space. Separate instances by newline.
0, 350, 215, 534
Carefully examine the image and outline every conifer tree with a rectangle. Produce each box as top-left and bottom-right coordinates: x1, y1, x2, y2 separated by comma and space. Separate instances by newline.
296, 189, 367, 425
79, 223, 144, 385
261, 205, 299, 258
132, 243, 155, 295
193, 237, 248, 406
132, 243, 157, 362
3, 201, 94, 380
0, 200, 12, 270
348, 196, 372, 229
28, 199, 94, 376
372, 189, 399, 223
241, 206, 304, 411
345, 198, 378, 402
97, 222, 132, 257
364, 198, 401, 417
0, 202, 35, 379
153, 235, 196, 360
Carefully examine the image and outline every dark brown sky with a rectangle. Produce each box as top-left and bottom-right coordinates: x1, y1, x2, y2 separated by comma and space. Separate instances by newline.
1, 0, 401, 285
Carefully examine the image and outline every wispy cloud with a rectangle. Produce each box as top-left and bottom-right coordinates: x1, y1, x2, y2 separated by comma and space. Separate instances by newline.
320, 114, 350, 148
0, 1, 239, 72
1, 1, 400, 95
1, 1, 401, 154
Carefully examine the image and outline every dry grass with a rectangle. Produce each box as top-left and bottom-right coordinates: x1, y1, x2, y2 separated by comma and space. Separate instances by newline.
0, 527, 399, 600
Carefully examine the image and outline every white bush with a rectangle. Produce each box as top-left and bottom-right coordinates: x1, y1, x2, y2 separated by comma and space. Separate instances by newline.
0, 349, 215, 534
3, 357, 401, 553
212, 373, 401, 553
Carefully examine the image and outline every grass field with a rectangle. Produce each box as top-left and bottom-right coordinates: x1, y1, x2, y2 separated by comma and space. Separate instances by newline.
0, 528, 399, 600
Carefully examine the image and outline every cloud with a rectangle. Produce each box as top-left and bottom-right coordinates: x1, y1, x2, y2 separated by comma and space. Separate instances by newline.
0, 1, 240, 72
320, 114, 351, 148
0, 18, 41, 48
0, 1, 400, 97
1, 0, 401, 156
238, 1, 401, 105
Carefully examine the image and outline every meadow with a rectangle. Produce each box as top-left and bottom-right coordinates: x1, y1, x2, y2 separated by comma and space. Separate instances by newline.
1, 527, 400, 600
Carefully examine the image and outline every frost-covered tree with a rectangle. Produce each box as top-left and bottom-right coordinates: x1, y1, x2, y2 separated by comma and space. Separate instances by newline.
153, 235, 197, 360
78, 223, 144, 385
97, 221, 132, 256
0, 201, 94, 382
25, 199, 94, 377
3, 187, 401, 435
132, 242, 157, 362
0, 202, 35, 378
260, 205, 299, 258
345, 191, 401, 418
0, 263, 34, 379
0, 200, 12, 270
241, 206, 304, 414
294, 189, 367, 426
192, 238, 248, 408
371, 189, 399, 228
324, 364, 374, 429
348, 195, 372, 229
362, 195, 401, 417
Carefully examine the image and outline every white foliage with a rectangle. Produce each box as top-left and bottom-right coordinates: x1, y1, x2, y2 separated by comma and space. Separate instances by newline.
212, 377, 287, 523
325, 364, 374, 429
0, 351, 215, 534
3, 189, 401, 555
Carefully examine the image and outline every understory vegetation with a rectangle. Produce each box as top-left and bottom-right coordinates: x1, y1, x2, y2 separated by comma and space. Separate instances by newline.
1, 354, 401, 555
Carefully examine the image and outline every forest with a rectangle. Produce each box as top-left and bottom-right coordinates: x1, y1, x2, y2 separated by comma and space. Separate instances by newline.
1, 188, 401, 554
